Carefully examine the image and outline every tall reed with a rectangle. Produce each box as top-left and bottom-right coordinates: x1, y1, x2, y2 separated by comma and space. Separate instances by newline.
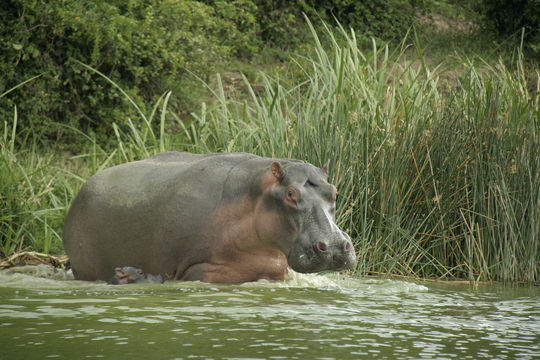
1, 110, 68, 256
158, 20, 537, 282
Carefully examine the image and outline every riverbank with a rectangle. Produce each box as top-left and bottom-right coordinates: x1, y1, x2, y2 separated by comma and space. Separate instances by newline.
0, 251, 70, 271
1, 253, 537, 287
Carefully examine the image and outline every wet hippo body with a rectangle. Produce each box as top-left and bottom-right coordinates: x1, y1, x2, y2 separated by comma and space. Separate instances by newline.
63, 152, 356, 283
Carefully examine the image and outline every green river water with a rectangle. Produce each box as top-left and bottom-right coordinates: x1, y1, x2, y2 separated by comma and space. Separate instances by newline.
0, 265, 538, 360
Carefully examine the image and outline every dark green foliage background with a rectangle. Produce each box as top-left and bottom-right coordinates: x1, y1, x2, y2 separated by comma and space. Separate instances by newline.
1, 0, 253, 143
0, 0, 417, 144
477, 0, 540, 58
311, 0, 415, 41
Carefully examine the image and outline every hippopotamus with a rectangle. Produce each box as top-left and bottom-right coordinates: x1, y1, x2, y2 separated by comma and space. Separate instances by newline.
63, 152, 356, 283
108, 266, 164, 285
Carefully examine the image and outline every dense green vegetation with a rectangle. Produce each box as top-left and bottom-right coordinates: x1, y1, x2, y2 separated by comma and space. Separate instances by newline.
0, 0, 417, 143
1, 1, 539, 282
478, 0, 540, 58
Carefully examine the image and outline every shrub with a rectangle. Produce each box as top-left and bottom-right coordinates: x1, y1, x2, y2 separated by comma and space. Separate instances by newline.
312, 0, 417, 41
0, 0, 236, 143
478, 0, 540, 59
248, 0, 417, 47
0, 0, 420, 145
204, 0, 261, 57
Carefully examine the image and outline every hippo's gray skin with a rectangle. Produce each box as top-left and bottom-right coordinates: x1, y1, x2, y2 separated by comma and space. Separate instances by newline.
63, 152, 356, 283
108, 266, 164, 285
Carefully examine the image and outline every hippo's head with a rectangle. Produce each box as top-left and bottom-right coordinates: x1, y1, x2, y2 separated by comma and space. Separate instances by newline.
260, 160, 357, 274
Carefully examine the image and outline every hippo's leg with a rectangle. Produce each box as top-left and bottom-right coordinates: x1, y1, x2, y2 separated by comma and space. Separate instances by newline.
176, 263, 208, 282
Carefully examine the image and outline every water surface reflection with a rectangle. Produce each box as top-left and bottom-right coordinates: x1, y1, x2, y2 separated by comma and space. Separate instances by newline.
1, 265, 538, 359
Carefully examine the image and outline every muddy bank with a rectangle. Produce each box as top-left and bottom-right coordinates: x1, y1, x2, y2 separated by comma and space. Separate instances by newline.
0, 251, 69, 270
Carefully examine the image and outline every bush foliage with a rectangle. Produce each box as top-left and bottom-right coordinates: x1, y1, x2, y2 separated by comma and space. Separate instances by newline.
478, 0, 540, 58
1, 0, 418, 143
313, 0, 416, 41
0, 0, 252, 142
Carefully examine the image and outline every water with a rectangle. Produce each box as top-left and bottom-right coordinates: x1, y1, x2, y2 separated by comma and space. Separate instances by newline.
1, 265, 539, 360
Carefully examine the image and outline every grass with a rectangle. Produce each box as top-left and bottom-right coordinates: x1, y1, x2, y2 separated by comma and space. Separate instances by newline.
1, 19, 538, 283
1, 110, 68, 256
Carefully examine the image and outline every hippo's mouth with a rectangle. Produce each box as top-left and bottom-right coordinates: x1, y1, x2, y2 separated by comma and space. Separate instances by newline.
289, 250, 319, 273
287, 239, 357, 274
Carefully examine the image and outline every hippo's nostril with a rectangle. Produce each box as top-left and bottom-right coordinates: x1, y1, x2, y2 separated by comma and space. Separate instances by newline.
317, 242, 327, 252
345, 241, 351, 251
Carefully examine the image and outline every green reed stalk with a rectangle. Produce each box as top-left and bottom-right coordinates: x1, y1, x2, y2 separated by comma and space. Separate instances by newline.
175, 19, 538, 282
1, 110, 67, 255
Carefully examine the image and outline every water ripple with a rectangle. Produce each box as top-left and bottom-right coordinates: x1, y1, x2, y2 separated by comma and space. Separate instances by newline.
1, 266, 539, 359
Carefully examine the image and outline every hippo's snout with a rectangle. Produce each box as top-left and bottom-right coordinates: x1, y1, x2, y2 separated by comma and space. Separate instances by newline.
316, 231, 352, 253
315, 232, 356, 271
288, 231, 357, 274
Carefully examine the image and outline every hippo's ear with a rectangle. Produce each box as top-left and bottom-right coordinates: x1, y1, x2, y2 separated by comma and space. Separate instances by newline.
271, 161, 284, 182
321, 160, 330, 175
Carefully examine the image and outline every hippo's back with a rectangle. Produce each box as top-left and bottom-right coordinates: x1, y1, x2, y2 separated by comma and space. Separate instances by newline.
62, 152, 261, 281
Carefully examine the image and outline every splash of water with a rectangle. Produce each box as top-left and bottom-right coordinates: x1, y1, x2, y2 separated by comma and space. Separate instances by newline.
0, 264, 428, 296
